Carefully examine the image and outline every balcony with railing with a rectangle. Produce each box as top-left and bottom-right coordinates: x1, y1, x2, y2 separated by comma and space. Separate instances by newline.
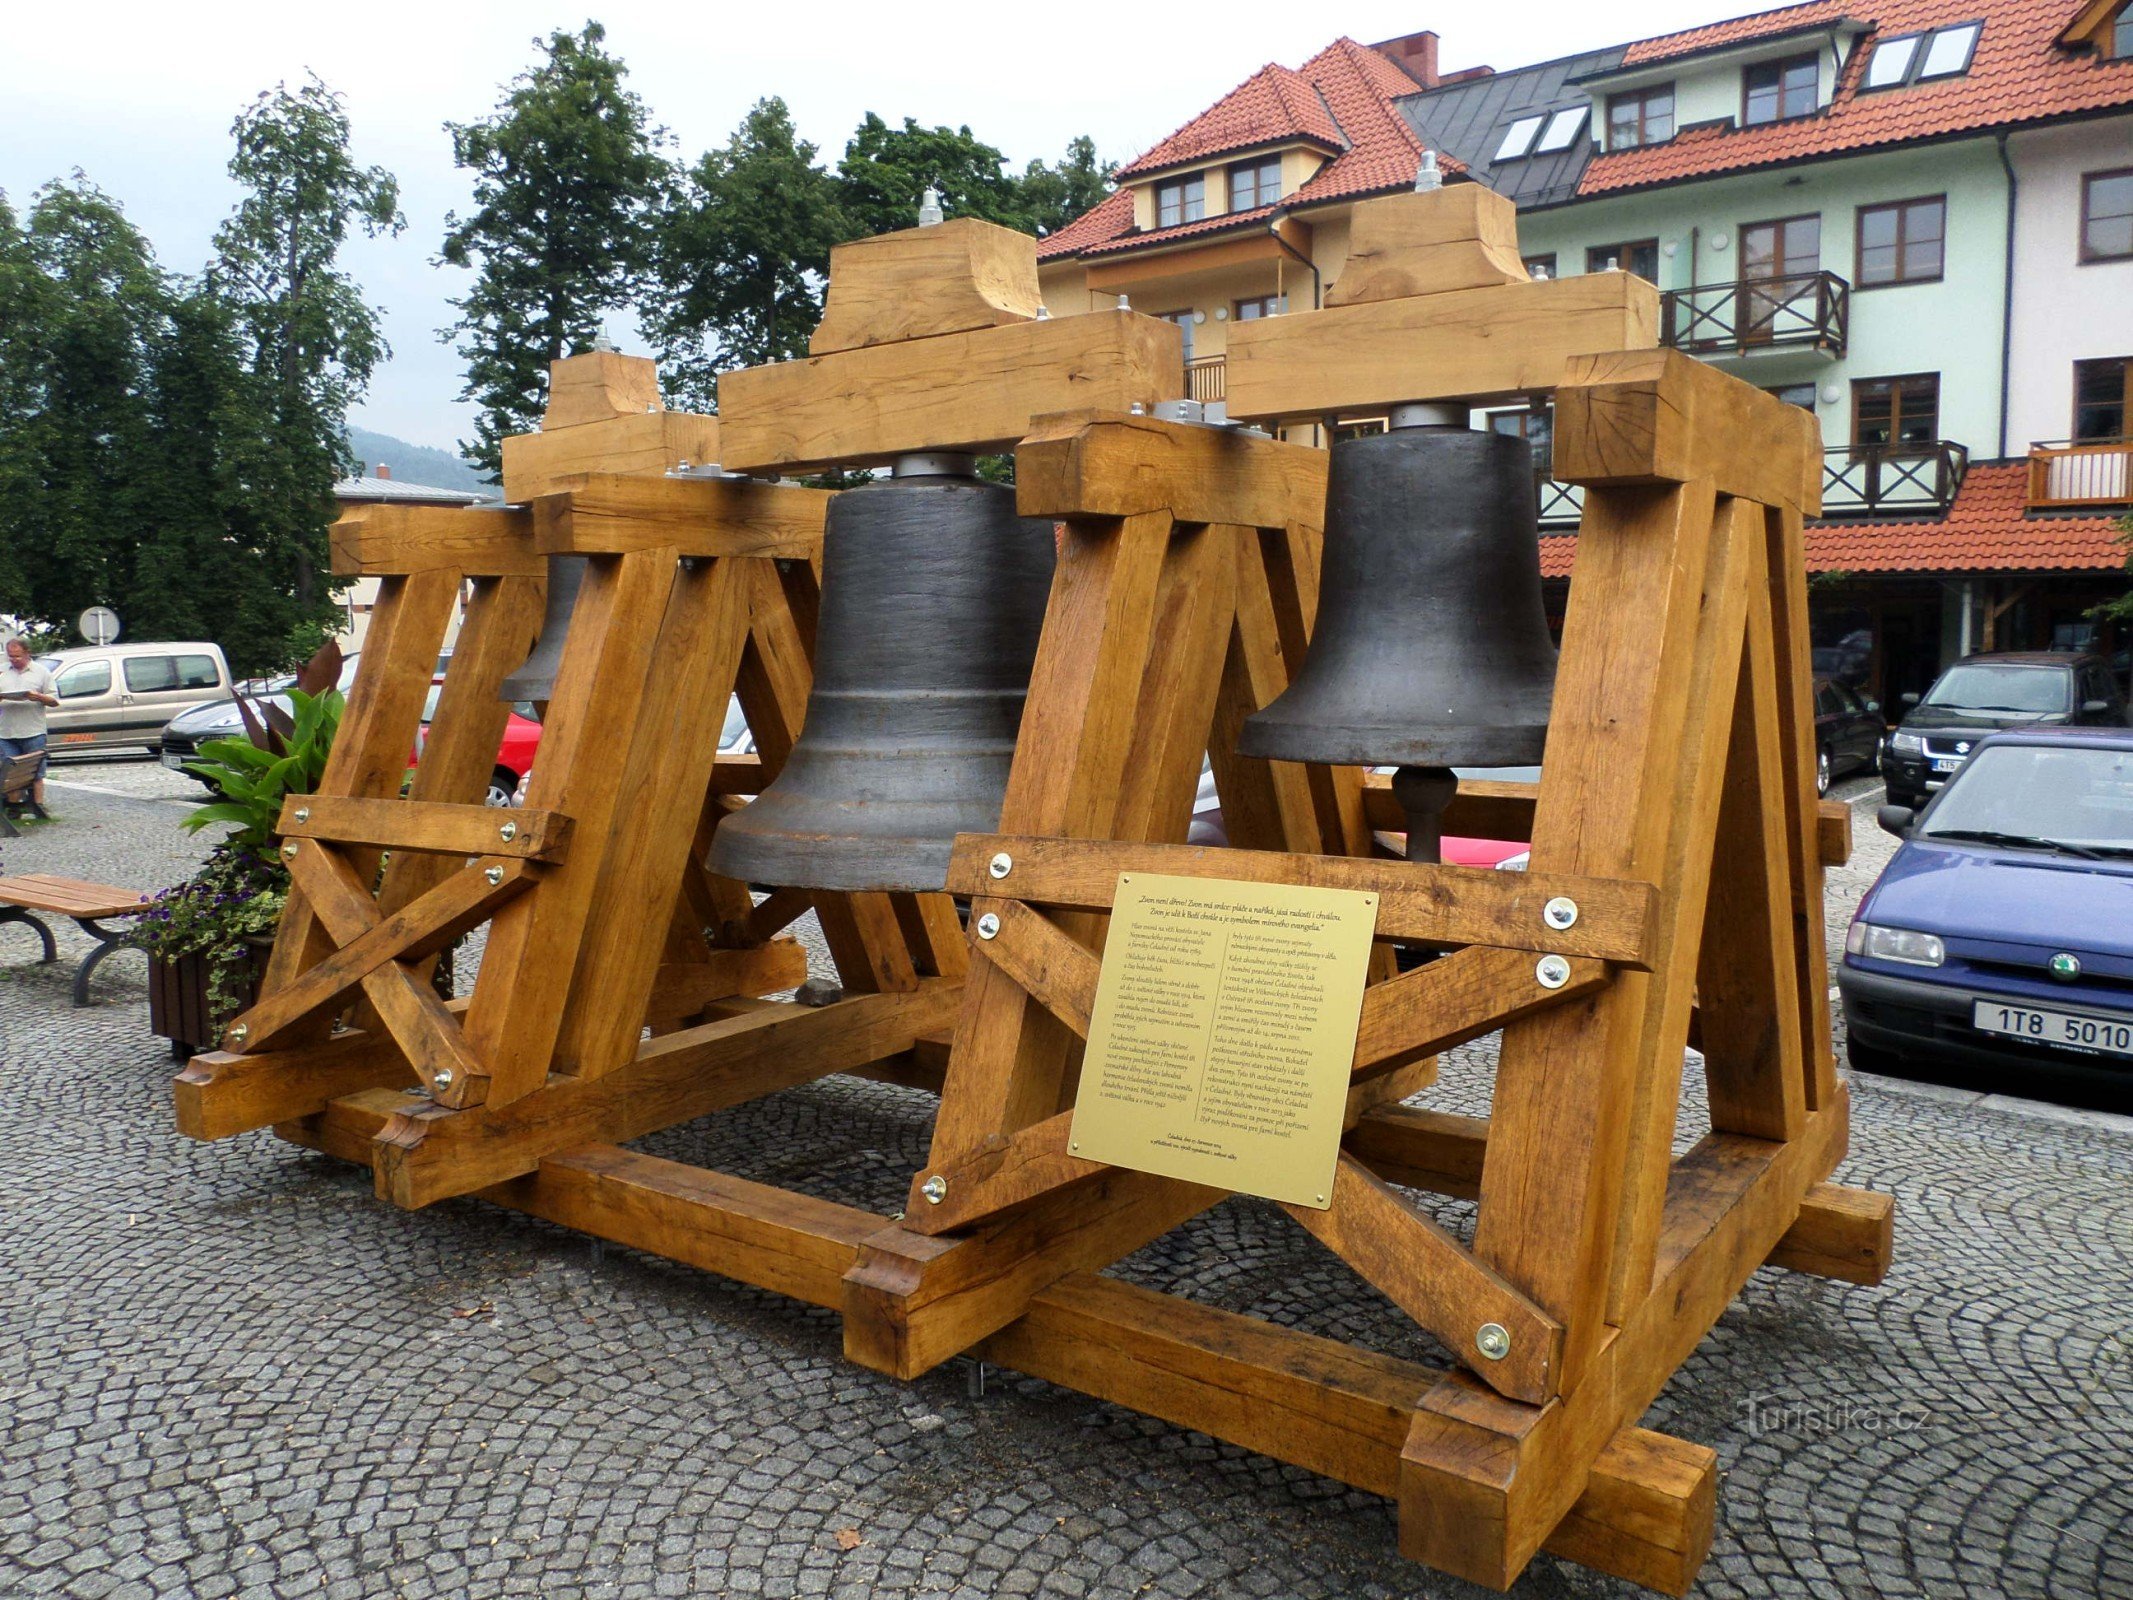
1535, 439, 1968, 531
1659, 271, 1849, 360
1184, 356, 1226, 404
1820, 442, 1968, 518
2026, 438, 2133, 509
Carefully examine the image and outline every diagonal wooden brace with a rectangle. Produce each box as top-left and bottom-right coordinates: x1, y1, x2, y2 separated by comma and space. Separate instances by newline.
229, 854, 538, 1054
288, 842, 522, 1107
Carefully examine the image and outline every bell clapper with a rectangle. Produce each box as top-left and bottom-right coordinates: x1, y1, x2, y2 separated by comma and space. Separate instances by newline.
1390, 765, 1459, 867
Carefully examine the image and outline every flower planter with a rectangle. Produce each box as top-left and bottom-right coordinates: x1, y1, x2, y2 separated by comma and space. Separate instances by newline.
148, 940, 272, 1062
149, 936, 455, 1062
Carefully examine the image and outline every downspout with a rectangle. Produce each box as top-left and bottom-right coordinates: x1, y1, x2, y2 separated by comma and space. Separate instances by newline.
1267, 208, 1322, 310
1995, 131, 2017, 460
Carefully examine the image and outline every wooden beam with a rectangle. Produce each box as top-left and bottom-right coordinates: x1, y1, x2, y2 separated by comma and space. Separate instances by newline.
1015, 410, 1326, 531
1554, 349, 1824, 514
1766, 1181, 1894, 1285
951, 835, 1657, 966
1353, 947, 1609, 1075
976, 1276, 1714, 1594
531, 473, 827, 559
330, 505, 541, 579
809, 217, 1041, 355
542, 348, 661, 429
1362, 774, 1854, 869
277, 796, 571, 861
360, 980, 964, 1208
500, 411, 723, 502
173, 1012, 447, 1141
1325, 186, 1529, 305
1225, 273, 1657, 422
717, 312, 1183, 474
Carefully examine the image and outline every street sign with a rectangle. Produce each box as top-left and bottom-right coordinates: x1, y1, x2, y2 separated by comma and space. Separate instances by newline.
78, 606, 120, 645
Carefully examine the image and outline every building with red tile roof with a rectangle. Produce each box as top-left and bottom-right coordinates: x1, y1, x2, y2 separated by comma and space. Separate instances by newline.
1038, 0, 2133, 705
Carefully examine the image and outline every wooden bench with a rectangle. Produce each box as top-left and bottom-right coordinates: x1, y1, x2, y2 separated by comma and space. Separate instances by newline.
0, 874, 144, 1004
0, 751, 47, 836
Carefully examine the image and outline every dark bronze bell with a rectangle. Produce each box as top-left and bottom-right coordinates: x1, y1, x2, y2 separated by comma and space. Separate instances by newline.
499, 554, 588, 705
709, 457, 1056, 894
1238, 412, 1556, 862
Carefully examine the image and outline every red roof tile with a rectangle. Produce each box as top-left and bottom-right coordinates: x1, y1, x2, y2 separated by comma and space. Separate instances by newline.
1118, 64, 1344, 179
1041, 38, 1436, 263
1620, 0, 1857, 65
1539, 462, 2131, 580
1582, 0, 2133, 196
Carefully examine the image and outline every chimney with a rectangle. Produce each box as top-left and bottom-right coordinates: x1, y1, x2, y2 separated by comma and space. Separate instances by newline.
375, 464, 391, 480
1371, 30, 1440, 88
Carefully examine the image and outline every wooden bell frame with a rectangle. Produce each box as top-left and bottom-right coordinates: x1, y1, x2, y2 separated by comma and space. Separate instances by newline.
171, 196, 1894, 1594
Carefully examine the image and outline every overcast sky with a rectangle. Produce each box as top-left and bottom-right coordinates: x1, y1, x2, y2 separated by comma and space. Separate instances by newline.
3, 0, 1727, 457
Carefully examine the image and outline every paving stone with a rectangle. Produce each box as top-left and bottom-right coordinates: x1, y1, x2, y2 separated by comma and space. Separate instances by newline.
4, 766, 2129, 1599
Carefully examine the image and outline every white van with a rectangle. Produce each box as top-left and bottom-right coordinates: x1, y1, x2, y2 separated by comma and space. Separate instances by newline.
38, 642, 232, 756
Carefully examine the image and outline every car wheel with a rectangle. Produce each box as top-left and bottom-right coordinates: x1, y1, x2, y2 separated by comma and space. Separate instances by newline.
486, 771, 517, 808
1815, 748, 1831, 797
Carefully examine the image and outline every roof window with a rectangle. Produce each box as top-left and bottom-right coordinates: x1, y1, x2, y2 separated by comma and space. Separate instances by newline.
1863, 34, 1920, 87
1493, 115, 1544, 162
1863, 23, 1982, 90
1535, 106, 1589, 153
1918, 22, 1981, 77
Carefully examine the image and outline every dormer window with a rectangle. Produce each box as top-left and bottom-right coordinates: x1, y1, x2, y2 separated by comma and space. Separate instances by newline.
1228, 156, 1281, 212
1606, 84, 1675, 149
1155, 175, 1205, 228
2117, 3, 2133, 57
1494, 116, 1545, 162
1864, 22, 1984, 89
1743, 54, 1819, 125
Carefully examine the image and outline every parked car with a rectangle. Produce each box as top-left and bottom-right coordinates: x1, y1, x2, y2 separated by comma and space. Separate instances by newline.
1813, 675, 1885, 796
412, 683, 542, 807
1838, 729, 2133, 1087
1881, 651, 2129, 809
158, 654, 364, 784
39, 641, 231, 756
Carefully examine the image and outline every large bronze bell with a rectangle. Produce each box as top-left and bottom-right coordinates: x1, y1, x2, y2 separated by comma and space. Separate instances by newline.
1238, 411, 1557, 862
709, 456, 1056, 893
499, 554, 588, 705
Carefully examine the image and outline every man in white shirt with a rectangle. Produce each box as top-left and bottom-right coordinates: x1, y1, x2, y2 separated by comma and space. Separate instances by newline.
0, 636, 60, 813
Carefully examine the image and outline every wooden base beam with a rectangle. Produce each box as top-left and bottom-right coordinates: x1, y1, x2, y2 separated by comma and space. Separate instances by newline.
1397, 1091, 1854, 1589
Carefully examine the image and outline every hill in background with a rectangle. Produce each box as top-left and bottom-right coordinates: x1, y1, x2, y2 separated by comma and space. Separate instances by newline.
346, 427, 490, 495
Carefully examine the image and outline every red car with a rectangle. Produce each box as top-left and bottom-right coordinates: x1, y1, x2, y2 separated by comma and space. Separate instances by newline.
413, 684, 543, 807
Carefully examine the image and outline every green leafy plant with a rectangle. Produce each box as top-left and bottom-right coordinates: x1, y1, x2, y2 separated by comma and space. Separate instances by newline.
125, 846, 287, 1028
179, 641, 344, 850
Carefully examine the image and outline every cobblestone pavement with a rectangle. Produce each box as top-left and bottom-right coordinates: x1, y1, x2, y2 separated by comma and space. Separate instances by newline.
4, 763, 2131, 1600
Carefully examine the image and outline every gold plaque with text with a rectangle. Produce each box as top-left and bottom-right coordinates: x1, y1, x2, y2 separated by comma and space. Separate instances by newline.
1068, 872, 1377, 1209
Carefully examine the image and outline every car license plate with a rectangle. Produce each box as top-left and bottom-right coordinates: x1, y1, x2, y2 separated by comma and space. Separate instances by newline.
160, 751, 186, 772
59, 732, 94, 745
1972, 1000, 2133, 1057
1930, 756, 1962, 773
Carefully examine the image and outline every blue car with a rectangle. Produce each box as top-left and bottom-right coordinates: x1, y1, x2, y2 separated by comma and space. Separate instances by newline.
1839, 728, 2133, 1084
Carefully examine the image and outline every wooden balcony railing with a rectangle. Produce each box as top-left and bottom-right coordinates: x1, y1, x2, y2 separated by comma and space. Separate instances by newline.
1659, 270, 1849, 358
1184, 356, 1226, 404
2027, 438, 2133, 509
1821, 441, 1968, 518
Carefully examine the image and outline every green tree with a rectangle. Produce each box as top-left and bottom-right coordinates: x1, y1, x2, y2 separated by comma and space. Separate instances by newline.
0, 193, 55, 616
835, 113, 1025, 239
647, 98, 845, 409
6, 178, 171, 631
1015, 135, 1115, 239
439, 22, 671, 475
211, 74, 403, 626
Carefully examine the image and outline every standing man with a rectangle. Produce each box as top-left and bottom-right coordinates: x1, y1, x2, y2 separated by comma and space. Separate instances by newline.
0, 636, 59, 816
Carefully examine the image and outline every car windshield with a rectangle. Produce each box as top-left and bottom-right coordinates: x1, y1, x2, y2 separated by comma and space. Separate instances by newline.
1920, 664, 2070, 714
1919, 744, 2133, 851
